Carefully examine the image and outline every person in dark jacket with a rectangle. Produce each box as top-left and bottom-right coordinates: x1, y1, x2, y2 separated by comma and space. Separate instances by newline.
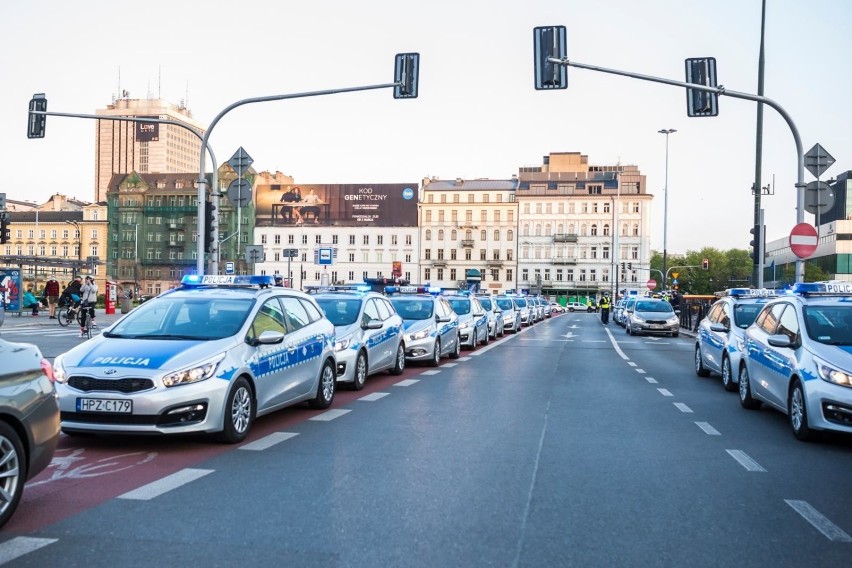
45, 278, 60, 318
60, 276, 83, 307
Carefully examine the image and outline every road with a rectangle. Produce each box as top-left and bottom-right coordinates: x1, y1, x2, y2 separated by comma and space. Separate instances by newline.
1, 310, 851, 566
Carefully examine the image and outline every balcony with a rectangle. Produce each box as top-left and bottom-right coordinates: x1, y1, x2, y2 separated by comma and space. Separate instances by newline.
432, 259, 448, 267
461, 239, 475, 247
551, 257, 578, 265
553, 234, 578, 243
486, 259, 503, 267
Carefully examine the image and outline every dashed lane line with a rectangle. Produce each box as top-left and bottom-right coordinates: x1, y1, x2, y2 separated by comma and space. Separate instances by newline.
359, 392, 390, 401
420, 370, 440, 376
310, 409, 351, 421
674, 402, 693, 413
695, 422, 721, 435
118, 468, 214, 500
785, 500, 852, 542
645, 377, 659, 384
239, 432, 299, 451
394, 379, 419, 386
0, 537, 57, 565
657, 388, 673, 397
726, 449, 766, 472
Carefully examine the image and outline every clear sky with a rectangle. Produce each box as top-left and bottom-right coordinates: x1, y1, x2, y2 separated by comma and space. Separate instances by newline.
2, 0, 850, 255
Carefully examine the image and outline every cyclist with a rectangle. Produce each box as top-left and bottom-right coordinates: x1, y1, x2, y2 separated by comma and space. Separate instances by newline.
79, 276, 98, 337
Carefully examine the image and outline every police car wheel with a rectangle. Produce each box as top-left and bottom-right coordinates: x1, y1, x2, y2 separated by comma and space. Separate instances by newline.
309, 360, 336, 410
449, 335, 461, 359
481, 327, 489, 345
390, 343, 405, 375
738, 365, 761, 410
694, 346, 711, 377
721, 357, 737, 392
429, 339, 441, 367
351, 352, 368, 391
789, 379, 817, 441
217, 377, 254, 444
0, 422, 26, 529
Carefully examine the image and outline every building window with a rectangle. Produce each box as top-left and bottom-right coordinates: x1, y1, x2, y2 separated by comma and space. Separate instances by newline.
424, 268, 431, 280
506, 269, 513, 282
425, 230, 431, 241
363, 235, 369, 245
349, 235, 356, 245
450, 268, 457, 281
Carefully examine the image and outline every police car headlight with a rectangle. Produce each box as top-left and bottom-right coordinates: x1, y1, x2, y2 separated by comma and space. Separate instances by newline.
410, 327, 431, 341
334, 335, 352, 352
814, 356, 852, 388
53, 354, 69, 384
459, 321, 470, 330
162, 353, 225, 388
735, 336, 746, 352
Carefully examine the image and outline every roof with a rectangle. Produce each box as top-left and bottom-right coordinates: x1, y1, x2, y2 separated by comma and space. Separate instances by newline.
423, 178, 519, 191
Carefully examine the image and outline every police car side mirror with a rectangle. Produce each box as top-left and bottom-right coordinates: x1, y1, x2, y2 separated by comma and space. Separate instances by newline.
251, 330, 286, 346
474, 311, 485, 317
363, 320, 383, 330
436, 314, 450, 323
709, 323, 729, 333
767, 334, 794, 349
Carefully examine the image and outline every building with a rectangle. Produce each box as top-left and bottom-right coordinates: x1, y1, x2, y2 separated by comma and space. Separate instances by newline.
516, 152, 651, 301
95, 96, 206, 203
419, 177, 519, 294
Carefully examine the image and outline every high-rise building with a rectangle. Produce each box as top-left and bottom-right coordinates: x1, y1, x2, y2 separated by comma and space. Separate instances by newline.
95, 96, 206, 202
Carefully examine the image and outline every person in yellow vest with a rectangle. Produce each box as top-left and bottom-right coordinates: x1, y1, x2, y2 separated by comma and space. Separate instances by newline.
599, 294, 611, 324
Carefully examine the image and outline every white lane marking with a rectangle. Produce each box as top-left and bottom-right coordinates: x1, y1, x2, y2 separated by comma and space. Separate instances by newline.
635, 368, 646, 374
674, 402, 693, 413
645, 377, 659, 384
458, 356, 472, 361
695, 422, 721, 435
239, 432, 298, 451
657, 388, 673, 397
359, 392, 389, 401
726, 449, 766, 472
581, 340, 607, 343
118, 468, 213, 500
0, 537, 58, 565
395, 379, 419, 386
627, 362, 637, 367
442, 363, 458, 368
785, 500, 852, 542
604, 327, 630, 360
310, 409, 351, 421
420, 370, 440, 376
520, 338, 571, 342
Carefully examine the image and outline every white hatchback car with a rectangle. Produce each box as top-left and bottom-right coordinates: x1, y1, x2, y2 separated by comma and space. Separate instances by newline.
54, 275, 337, 443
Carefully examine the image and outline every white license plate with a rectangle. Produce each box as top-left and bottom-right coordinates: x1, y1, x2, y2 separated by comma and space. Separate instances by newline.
650, 324, 664, 329
77, 398, 133, 413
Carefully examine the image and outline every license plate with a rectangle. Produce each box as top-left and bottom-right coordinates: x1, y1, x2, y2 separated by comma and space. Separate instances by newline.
651, 324, 664, 329
77, 398, 133, 413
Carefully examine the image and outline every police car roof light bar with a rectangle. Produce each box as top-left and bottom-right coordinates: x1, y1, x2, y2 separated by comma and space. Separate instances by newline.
790, 281, 852, 296
181, 275, 275, 287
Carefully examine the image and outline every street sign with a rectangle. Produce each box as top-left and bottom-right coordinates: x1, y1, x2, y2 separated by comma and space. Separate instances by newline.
789, 223, 818, 258
804, 181, 835, 215
671, 279, 679, 286
227, 178, 252, 207
646, 279, 657, 290
225, 262, 235, 274
318, 247, 333, 265
283, 248, 298, 258
804, 143, 835, 178
671, 272, 679, 279
228, 147, 254, 178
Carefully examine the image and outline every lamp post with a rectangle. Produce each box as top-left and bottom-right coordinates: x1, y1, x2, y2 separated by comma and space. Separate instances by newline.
658, 128, 676, 290
65, 219, 81, 278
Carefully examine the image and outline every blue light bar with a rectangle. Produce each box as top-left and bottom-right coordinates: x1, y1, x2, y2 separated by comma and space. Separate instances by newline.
181, 275, 275, 287
305, 284, 371, 294
726, 288, 777, 298
384, 285, 437, 295
791, 281, 852, 295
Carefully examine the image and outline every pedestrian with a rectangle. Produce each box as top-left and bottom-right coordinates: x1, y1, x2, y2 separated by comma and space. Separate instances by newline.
79, 276, 98, 337
599, 293, 611, 324
45, 277, 60, 318
24, 285, 40, 316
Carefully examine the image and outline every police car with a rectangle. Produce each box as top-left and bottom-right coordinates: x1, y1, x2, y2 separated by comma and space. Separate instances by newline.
386, 286, 460, 366
53, 275, 337, 443
443, 292, 489, 350
494, 295, 522, 333
475, 294, 505, 339
695, 288, 777, 391
311, 287, 405, 390
739, 281, 852, 441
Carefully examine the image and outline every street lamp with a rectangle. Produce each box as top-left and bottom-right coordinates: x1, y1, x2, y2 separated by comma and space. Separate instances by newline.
658, 128, 676, 289
65, 219, 81, 278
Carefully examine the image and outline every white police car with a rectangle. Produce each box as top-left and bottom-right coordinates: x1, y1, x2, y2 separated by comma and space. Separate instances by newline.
476, 294, 505, 339
311, 287, 405, 390
53, 275, 337, 443
739, 281, 852, 441
443, 292, 489, 350
386, 286, 460, 366
695, 288, 777, 391
494, 295, 521, 333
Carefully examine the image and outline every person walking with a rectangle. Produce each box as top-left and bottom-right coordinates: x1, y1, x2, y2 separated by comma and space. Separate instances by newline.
45, 277, 60, 318
599, 293, 611, 324
79, 276, 98, 337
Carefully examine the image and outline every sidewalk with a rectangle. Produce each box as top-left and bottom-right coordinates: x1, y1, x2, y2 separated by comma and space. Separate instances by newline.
2, 308, 127, 329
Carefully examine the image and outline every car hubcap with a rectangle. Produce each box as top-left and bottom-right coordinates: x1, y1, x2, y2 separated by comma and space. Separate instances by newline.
397, 346, 405, 370
0, 436, 21, 516
356, 355, 367, 386
322, 366, 335, 401
231, 387, 251, 434
722, 360, 731, 385
739, 369, 748, 401
791, 388, 804, 431
695, 349, 702, 372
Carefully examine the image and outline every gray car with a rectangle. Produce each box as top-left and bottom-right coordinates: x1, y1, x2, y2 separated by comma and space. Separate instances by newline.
625, 298, 679, 337
476, 295, 505, 339
0, 303, 61, 528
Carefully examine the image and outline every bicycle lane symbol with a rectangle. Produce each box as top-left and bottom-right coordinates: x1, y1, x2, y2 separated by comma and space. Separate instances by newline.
28, 448, 159, 487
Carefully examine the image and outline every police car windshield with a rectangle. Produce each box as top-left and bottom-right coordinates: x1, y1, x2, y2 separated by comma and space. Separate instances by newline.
513, 298, 528, 308
803, 305, 852, 346
478, 298, 493, 310
315, 298, 361, 326
447, 299, 471, 315
733, 304, 763, 329
108, 297, 252, 340
495, 298, 513, 311
389, 297, 434, 321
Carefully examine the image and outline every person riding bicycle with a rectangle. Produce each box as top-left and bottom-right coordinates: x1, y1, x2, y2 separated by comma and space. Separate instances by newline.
79, 276, 98, 337
599, 294, 612, 324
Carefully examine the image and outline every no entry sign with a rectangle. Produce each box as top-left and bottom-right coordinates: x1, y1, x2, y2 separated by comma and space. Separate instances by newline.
789, 223, 818, 258
646, 279, 657, 289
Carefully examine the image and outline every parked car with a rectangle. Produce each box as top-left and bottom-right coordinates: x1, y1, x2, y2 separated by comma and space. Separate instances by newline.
0, 302, 60, 528
443, 293, 489, 350
549, 303, 565, 314
565, 302, 590, 312
312, 288, 405, 390
54, 275, 337, 444
494, 295, 522, 333
476, 295, 505, 339
387, 287, 460, 366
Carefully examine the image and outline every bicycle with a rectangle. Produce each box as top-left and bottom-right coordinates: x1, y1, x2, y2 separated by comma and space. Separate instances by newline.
57, 302, 92, 338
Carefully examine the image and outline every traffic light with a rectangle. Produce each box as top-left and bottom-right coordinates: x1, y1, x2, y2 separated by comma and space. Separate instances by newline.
0, 214, 9, 244
533, 26, 568, 90
749, 225, 760, 264
27, 93, 47, 139
701, 258, 709, 270
393, 53, 420, 99
684, 58, 718, 117
203, 200, 216, 253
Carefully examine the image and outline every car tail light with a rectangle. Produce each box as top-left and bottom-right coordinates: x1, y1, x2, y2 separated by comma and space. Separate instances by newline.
41, 358, 56, 383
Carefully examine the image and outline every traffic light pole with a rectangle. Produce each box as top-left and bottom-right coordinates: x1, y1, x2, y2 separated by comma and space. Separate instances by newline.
546, 56, 807, 283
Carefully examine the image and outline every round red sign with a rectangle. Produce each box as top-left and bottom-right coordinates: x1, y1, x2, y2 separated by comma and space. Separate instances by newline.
646, 278, 657, 289
789, 223, 818, 258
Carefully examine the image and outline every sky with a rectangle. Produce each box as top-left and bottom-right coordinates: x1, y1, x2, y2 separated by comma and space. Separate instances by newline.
2, 0, 850, 255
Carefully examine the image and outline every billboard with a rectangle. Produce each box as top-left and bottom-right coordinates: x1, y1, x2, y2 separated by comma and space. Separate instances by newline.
256, 183, 418, 228
0, 268, 22, 312
135, 117, 160, 142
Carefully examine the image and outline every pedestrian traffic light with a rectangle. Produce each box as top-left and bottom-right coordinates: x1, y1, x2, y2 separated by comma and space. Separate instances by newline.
701, 258, 710, 270
0, 214, 9, 244
27, 93, 47, 139
203, 200, 216, 253
393, 53, 420, 99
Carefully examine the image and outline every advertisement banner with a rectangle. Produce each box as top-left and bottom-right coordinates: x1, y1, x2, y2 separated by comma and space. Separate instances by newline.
256, 183, 418, 227
0, 268, 22, 312
135, 117, 160, 142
